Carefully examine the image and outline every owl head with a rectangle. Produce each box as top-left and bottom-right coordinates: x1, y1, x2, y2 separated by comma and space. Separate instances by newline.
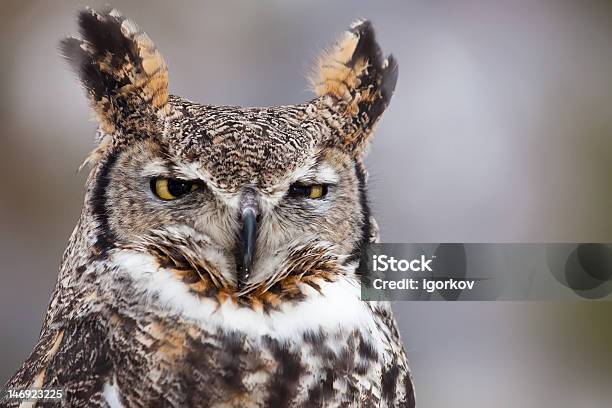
61, 8, 397, 308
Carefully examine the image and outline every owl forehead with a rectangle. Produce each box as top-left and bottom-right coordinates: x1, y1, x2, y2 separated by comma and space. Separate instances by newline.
163, 98, 321, 191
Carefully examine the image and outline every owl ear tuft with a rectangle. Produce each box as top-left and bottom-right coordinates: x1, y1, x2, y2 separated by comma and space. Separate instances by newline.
311, 20, 398, 154
60, 8, 169, 136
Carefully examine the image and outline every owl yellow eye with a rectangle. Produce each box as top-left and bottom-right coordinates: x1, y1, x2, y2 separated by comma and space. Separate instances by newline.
151, 177, 200, 200
288, 183, 328, 199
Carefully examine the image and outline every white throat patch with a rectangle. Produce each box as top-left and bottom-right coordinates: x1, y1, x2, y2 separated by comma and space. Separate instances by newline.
109, 250, 384, 348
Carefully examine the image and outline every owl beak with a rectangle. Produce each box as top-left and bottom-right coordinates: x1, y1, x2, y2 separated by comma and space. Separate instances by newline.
236, 189, 259, 288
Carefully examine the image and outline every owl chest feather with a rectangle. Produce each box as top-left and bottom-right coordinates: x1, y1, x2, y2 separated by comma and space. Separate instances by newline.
6, 251, 413, 407
97, 250, 412, 406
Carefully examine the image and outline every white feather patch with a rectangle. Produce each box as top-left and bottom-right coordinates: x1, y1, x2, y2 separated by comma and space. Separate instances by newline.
110, 250, 386, 353
102, 377, 123, 408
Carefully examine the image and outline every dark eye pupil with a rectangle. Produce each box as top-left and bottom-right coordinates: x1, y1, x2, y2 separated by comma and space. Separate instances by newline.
289, 185, 311, 197
167, 179, 192, 197
288, 184, 328, 198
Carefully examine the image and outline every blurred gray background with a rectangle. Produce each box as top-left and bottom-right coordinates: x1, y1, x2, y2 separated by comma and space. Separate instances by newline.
1, 1, 612, 407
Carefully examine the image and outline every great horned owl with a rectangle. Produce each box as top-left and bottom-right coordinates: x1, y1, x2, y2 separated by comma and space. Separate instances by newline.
6, 8, 414, 408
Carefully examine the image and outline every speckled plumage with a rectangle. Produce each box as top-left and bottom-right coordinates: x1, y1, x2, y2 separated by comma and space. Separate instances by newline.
5, 8, 414, 408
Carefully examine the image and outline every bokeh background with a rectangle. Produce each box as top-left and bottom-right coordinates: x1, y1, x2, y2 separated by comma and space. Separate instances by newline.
1, 1, 612, 406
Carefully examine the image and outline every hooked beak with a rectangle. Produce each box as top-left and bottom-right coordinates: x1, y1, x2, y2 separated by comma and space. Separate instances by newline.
236, 189, 259, 288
